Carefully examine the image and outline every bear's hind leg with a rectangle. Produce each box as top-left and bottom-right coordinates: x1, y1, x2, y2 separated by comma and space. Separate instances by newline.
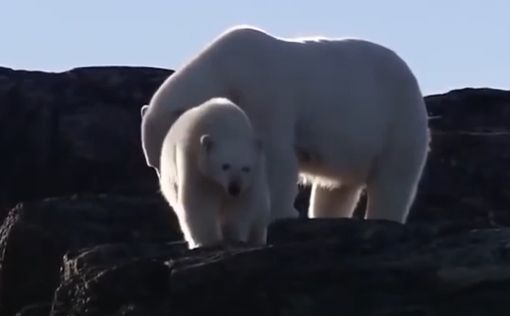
365, 139, 427, 224
365, 171, 419, 224
265, 144, 301, 221
308, 184, 362, 218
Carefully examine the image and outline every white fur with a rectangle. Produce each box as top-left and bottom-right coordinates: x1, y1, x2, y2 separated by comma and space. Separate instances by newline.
157, 97, 270, 249
141, 25, 430, 224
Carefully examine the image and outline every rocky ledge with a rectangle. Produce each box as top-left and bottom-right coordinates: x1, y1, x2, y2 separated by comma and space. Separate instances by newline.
0, 66, 509, 316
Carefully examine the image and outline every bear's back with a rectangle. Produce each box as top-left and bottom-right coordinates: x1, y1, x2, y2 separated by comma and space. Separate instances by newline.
206, 26, 418, 102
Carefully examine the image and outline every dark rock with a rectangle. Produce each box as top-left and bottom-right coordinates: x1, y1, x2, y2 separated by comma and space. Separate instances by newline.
0, 66, 172, 218
0, 193, 180, 316
410, 130, 510, 227
425, 87, 510, 132
409, 88, 510, 227
49, 219, 510, 316
14, 303, 51, 316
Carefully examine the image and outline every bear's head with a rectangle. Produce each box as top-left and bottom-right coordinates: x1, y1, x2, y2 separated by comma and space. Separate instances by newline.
198, 134, 263, 198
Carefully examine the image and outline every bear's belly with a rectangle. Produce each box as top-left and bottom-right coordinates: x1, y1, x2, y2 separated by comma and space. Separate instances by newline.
296, 145, 373, 187
294, 113, 386, 186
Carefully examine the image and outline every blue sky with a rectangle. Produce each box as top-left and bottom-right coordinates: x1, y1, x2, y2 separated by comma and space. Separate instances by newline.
1, 0, 508, 95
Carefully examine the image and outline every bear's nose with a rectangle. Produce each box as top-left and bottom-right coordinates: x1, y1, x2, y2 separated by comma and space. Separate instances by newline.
228, 182, 241, 197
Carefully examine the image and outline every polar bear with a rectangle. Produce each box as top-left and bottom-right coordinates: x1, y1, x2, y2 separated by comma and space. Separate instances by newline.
154, 97, 270, 249
141, 25, 430, 224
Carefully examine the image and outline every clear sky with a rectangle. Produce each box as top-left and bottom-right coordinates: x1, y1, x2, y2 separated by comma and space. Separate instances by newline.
1, 0, 508, 95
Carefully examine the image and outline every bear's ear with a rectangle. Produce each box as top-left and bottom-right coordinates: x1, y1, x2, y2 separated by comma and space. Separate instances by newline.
200, 134, 214, 152
140, 105, 149, 118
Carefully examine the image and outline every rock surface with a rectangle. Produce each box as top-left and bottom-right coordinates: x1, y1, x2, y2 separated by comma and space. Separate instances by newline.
412, 88, 510, 227
0, 66, 172, 217
0, 193, 180, 316
0, 66, 509, 315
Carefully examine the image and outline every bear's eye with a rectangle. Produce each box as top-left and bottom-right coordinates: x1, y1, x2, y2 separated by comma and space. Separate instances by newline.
242, 166, 251, 173
222, 163, 231, 171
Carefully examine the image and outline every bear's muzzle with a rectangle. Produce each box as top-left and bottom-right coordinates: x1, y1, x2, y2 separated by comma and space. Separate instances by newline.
228, 181, 241, 197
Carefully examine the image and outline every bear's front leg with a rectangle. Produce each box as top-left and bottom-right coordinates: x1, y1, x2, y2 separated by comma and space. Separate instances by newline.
246, 219, 268, 246
220, 206, 267, 247
220, 202, 253, 245
178, 185, 222, 249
